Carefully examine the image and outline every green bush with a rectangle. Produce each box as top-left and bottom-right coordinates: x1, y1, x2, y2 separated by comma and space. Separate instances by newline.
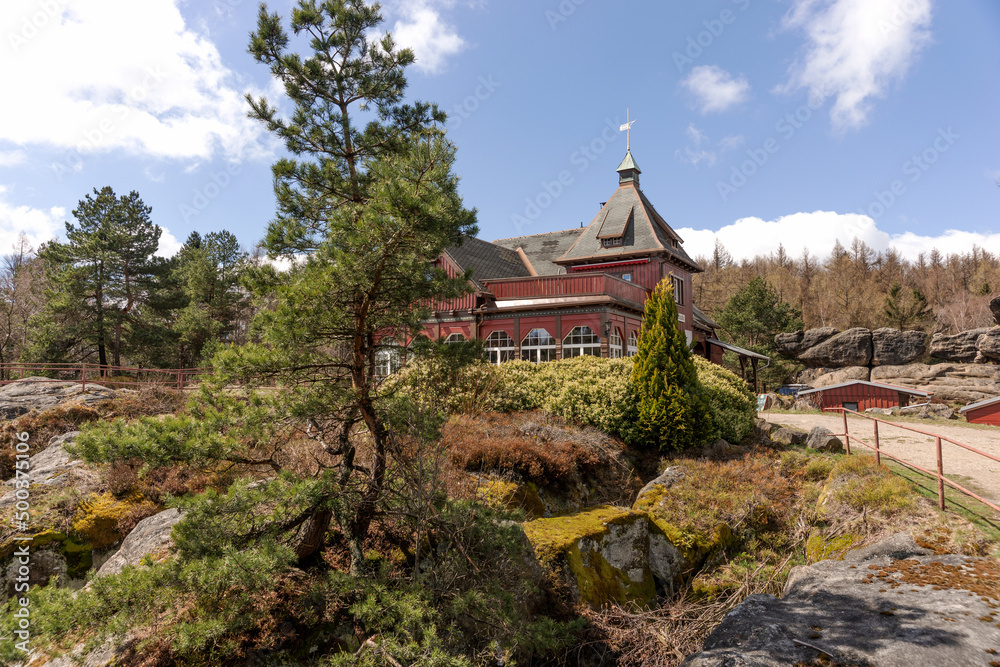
692, 356, 756, 443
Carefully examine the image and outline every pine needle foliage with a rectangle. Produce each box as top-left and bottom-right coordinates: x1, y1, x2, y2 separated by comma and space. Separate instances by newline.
628, 278, 713, 451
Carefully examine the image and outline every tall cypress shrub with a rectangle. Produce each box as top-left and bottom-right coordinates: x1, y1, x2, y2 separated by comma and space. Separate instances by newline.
629, 278, 714, 451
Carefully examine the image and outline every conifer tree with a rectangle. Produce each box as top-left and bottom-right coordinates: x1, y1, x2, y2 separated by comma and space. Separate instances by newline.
630, 278, 712, 451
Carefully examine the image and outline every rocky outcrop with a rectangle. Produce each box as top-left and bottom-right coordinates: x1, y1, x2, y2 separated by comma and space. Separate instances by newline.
774, 327, 839, 357
96, 508, 183, 578
684, 533, 1000, 667
0, 378, 116, 419
871, 362, 1000, 403
769, 426, 809, 446
0, 432, 94, 507
793, 365, 870, 388
805, 426, 843, 453
977, 327, 1000, 361
871, 328, 927, 366
991, 295, 1000, 325
928, 327, 993, 362
798, 328, 873, 368
867, 403, 957, 420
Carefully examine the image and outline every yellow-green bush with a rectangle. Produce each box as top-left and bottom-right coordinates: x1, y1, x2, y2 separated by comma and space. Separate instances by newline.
692, 356, 756, 443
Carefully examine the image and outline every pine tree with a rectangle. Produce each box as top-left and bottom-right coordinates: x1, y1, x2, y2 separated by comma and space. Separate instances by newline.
630, 278, 712, 452
30, 187, 163, 368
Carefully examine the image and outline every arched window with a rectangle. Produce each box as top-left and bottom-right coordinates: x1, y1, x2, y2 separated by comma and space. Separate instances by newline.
484, 331, 515, 364
521, 328, 557, 363
444, 332, 467, 345
375, 338, 402, 378
608, 327, 623, 359
563, 326, 601, 358
626, 330, 638, 357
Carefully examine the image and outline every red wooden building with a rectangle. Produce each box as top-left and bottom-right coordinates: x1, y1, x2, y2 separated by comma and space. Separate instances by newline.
796, 380, 930, 412
958, 396, 1000, 425
377, 149, 761, 380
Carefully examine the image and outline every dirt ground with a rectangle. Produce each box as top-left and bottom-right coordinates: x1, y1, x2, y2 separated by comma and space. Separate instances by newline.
760, 411, 1000, 507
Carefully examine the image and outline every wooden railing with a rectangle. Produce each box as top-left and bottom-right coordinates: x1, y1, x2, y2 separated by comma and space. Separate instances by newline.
0, 363, 212, 391
483, 273, 649, 308
830, 407, 1000, 514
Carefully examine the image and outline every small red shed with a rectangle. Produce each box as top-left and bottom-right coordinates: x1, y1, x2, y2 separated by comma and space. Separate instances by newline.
796, 380, 930, 413
958, 396, 1000, 426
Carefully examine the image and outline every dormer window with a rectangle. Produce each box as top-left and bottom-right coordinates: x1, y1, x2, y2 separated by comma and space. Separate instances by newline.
602, 236, 623, 248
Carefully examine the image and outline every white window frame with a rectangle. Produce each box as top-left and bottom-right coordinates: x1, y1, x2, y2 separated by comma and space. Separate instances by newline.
609, 327, 623, 359
562, 326, 601, 358
671, 274, 685, 306
375, 338, 403, 378
444, 332, 467, 345
484, 330, 516, 364
627, 330, 638, 357
521, 328, 557, 363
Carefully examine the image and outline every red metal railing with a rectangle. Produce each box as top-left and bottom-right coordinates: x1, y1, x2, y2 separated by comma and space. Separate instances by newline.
483, 273, 650, 307
0, 363, 212, 391
830, 407, 1000, 514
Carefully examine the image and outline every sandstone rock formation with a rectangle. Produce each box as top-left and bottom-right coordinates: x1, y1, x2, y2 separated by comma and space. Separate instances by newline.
797, 327, 873, 367
793, 366, 869, 388
684, 533, 1000, 667
0, 432, 94, 507
871, 327, 927, 366
928, 327, 993, 362
96, 508, 183, 578
0, 377, 116, 419
991, 295, 1000, 325
774, 327, 839, 357
977, 327, 1000, 361
871, 362, 1000, 403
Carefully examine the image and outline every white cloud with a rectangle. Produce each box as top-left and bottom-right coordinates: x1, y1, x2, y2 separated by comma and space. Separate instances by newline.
0, 0, 272, 164
0, 151, 27, 168
0, 187, 64, 254
681, 65, 750, 114
675, 124, 744, 168
677, 210, 1000, 263
779, 0, 933, 131
387, 1, 466, 74
155, 226, 183, 258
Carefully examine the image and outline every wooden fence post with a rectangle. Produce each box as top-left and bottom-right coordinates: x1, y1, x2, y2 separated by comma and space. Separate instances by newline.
81, 363, 86, 392
842, 409, 850, 455
873, 420, 880, 466
936, 436, 945, 510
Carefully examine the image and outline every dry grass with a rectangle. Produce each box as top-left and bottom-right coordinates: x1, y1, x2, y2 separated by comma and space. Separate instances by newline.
441, 411, 632, 490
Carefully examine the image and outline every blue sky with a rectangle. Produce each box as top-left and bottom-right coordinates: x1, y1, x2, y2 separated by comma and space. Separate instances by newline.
1, 0, 998, 264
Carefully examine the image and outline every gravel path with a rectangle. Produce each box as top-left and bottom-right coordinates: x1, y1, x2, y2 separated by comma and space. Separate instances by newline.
760, 412, 1000, 507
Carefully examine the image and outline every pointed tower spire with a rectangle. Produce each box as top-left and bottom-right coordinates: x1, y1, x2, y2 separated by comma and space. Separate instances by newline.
616, 149, 641, 185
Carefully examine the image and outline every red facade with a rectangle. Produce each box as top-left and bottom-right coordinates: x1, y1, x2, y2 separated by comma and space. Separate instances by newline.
805, 382, 923, 412
963, 401, 1000, 426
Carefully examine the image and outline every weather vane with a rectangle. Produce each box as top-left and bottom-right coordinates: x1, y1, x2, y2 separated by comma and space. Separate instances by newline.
619, 108, 637, 151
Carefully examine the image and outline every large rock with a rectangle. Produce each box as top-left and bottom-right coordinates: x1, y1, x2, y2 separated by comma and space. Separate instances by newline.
798, 328, 873, 368
522, 506, 662, 608
896, 403, 956, 420
805, 426, 843, 453
95, 508, 183, 578
769, 426, 809, 446
871, 328, 927, 366
977, 327, 1000, 362
991, 295, 1000, 325
0, 377, 116, 419
774, 327, 839, 357
683, 534, 1000, 667
0, 432, 94, 507
792, 366, 870, 388
928, 328, 993, 362
872, 362, 1000, 403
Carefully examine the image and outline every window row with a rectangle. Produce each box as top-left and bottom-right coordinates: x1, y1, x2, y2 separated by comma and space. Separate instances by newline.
485, 326, 638, 364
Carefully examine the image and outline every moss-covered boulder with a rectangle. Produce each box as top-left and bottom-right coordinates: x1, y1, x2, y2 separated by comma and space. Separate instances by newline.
522, 506, 659, 608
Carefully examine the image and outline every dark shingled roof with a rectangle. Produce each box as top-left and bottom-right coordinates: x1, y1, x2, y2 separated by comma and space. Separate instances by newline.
693, 305, 719, 331
444, 236, 530, 289
554, 181, 702, 272
492, 228, 581, 276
